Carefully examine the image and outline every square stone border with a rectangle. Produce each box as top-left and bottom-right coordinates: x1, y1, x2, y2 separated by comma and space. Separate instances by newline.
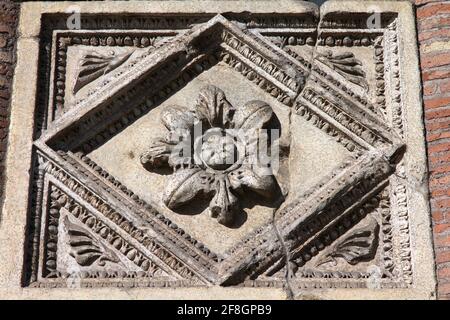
0, 0, 436, 299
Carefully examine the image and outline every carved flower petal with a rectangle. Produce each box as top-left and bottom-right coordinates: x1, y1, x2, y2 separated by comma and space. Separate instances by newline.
228, 165, 276, 199
167, 139, 194, 168
163, 168, 214, 209
195, 85, 235, 128
209, 176, 239, 226
233, 100, 273, 130
140, 139, 174, 168
161, 105, 197, 136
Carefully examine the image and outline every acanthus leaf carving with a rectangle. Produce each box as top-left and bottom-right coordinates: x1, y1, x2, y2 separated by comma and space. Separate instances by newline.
316, 215, 380, 267
64, 215, 121, 267
74, 50, 132, 94
317, 51, 369, 92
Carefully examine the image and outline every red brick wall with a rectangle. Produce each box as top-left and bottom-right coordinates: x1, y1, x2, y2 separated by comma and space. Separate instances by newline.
0, 0, 18, 208
416, 0, 450, 300
0, 0, 448, 299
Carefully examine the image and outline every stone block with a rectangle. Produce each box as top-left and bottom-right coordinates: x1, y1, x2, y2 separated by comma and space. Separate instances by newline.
0, 0, 436, 299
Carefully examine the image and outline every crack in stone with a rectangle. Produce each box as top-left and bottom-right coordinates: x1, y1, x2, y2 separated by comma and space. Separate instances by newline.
272, 3, 325, 300
272, 214, 294, 300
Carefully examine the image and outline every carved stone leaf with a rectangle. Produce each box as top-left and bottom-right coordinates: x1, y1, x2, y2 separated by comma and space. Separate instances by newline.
161, 105, 198, 135
317, 51, 369, 92
163, 167, 214, 209
74, 51, 132, 94
209, 176, 239, 226
316, 216, 380, 266
195, 85, 235, 128
64, 216, 120, 267
228, 165, 276, 198
140, 138, 174, 169
233, 100, 273, 130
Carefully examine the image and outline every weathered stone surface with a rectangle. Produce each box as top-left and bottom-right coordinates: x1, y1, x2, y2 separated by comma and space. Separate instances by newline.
0, 1, 437, 299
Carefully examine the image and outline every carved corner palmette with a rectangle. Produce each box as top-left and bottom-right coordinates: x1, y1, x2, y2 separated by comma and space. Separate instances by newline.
64, 215, 121, 267
316, 215, 379, 267
24, 10, 414, 291
316, 51, 369, 92
74, 50, 133, 94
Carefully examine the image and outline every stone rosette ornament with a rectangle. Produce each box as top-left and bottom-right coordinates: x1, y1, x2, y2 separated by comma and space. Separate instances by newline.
140, 85, 279, 226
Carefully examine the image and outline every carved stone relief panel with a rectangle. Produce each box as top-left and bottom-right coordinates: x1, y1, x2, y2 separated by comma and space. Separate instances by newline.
0, 1, 436, 299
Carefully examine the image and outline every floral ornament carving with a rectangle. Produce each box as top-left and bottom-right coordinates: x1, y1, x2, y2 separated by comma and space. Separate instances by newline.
74, 50, 132, 94
64, 216, 121, 267
316, 215, 380, 267
141, 85, 279, 226
317, 51, 369, 92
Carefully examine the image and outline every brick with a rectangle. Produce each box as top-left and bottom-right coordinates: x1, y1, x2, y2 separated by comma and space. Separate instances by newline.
431, 188, 450, 198
434, 223, 450, 234
0, 118, 9, 129
435, 198, 450, 210
416, 0, 442, 5
430, 164, 450, 174
417, 3, 450, 19
424, 96, 450, 109
0, 25, 12, 34
436, 250, 450, 264
438, 282, 450, 296
434, 234, 450, 247
418, 15, 450, 31
432, 210, 446, 223
0, 77, 8, 88
421, 52, 450, 68
0, 63, 9, 75
427, 118, 450, 131
427, 130, 450, 142
0, 66, 10, 76
424, 81, 439, 96
0, 89, 9, 100
438, 266, 450, 278
0, 36, 7, 49
419, 28, 450, 42
1, 0, 450, 300
426, 107, 450, 120
0, 51, 12, 64
440, 79, 450, 93
430, 175, 450, 188
429, 151, 450, 165
0, 104, 7, 112
0, 142, 7, 154
439, 293, 450, 300
0, 1, 17, 218
423, 68, 450, 81
0, 130, 7, 140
